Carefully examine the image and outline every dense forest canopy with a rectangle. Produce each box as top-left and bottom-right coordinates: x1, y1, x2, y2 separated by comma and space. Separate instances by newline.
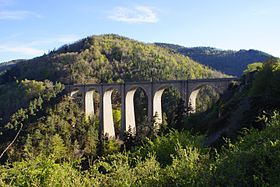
155, 43, 273, 77
1, 34, 225, 85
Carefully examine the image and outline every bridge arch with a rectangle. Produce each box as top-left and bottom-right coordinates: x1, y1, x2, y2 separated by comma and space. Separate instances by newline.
83, 87, 100, 118
125, 85, 150, 135
153, 84, 183, 126
69, 87, 85, 112
68, 78, 237, 140
188, 83, 223, 113
69, 87, 83, 97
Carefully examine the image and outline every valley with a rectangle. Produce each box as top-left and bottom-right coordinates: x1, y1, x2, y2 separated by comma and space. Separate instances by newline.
0, 34, 279, 186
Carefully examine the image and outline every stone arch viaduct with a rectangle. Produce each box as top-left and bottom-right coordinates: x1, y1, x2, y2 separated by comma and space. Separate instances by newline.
67, 78, 238, 138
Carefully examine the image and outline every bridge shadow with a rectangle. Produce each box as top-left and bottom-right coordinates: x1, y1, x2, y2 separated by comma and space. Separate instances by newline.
188, 84, 221, 114
161, 87, 182, 127
195, 85, 220, 113
133, 88, 148, 136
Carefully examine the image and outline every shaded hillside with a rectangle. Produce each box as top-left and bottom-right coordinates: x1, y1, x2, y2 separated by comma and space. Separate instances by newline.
0, 60, 25, 75
182, 58, 280, 146
155, 43, 273, 77
1, 34, 225, 85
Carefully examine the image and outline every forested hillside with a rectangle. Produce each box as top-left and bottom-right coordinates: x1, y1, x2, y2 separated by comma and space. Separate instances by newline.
0, 34, 226, 166
0, 34, 279, 186
1, 34, 224, 85
155, 43, 273, 76
0, 58, 279, 186
0, 60, 25, 75
0, 34, 225, 126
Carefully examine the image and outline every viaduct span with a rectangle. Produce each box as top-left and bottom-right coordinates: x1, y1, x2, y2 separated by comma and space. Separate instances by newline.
67, 78, 237, 138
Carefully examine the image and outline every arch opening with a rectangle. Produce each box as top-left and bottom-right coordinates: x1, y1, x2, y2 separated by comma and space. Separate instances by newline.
70, 89, 83, 109
188, 84, 220, 113
84, 89, 100, 120
111, 89, 122, 138
160, 87, 183, 128
70, 89, 80, 98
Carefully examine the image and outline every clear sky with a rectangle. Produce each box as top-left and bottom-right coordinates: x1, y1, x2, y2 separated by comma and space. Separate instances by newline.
0, 0, 279, 62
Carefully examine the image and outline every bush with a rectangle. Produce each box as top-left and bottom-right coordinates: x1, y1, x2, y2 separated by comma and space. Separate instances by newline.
212, 111, 280, 186
0, 156, 90, 187
136, 129, 204, 166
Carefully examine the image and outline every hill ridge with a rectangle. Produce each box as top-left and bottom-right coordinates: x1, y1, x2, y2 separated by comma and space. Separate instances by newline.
1, 34, 226, 85
155, 42, 273, 76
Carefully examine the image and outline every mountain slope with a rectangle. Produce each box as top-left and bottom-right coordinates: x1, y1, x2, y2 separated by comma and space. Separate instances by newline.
1, 34, 225, 85
0, 34, 227, 127
155, 43, 273, 77
0, 60, 25, 75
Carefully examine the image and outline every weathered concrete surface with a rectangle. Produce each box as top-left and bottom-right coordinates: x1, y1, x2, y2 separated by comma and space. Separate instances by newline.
84, 91, 94, 118
125, 88, 137, 135
188, 88, 200, 113
103, 89, 115, 138
153, 88, 165, 124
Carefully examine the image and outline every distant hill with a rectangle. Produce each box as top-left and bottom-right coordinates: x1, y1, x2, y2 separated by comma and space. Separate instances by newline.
0, 59, 25, 75
155, 43, 273, 76
1, 34, 225, 85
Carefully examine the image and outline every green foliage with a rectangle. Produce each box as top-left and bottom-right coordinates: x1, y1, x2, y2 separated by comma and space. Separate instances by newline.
14, 97, 99, 162
136, 129, 204, 166
250, 59, 280, 98
0, 36, 279, 186
0, 35, 226, 144
196, 85, 220, 113
172, 99, 187, 129
113, 109, 121, 135
0, 79, 63, 124
198, 59, 280, 145
0, 80, 64, 162
1, 113, 280, 186
0, 156, 90, 187
87, 129, 209, 186
156, 43, 272, 76
89, 153, 162, 186
244, 62, 264, 74
0, 80, 98, 163
2, 34, 225, 85
103, 139, 121, 156
212, 111, 280, 186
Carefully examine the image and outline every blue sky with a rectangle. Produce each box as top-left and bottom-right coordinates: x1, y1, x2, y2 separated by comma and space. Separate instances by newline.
0, 0, 279, 62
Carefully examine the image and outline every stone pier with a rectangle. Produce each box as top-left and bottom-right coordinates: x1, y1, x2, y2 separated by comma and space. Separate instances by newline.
68, 78, 238, 138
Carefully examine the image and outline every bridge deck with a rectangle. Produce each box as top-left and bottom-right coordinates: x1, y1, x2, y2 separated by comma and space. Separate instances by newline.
66, 78, 238, 87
